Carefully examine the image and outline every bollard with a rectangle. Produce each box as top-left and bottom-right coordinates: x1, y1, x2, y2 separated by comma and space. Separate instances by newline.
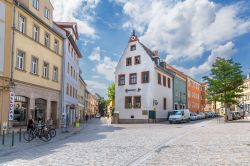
2, 130, 5, 145
19, 128, 22, 142
12, 131, 14, 146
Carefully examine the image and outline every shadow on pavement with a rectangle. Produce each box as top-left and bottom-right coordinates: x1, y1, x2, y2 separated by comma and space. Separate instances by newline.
0, 118, 124, 164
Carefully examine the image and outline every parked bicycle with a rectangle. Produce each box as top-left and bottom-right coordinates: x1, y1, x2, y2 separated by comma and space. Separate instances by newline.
23, 123, 52, 142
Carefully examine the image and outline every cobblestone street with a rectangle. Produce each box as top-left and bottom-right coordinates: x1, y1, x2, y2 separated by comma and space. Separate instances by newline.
0, 118, 250, 166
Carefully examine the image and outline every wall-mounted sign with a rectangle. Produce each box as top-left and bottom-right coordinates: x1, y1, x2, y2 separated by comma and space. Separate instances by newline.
125, 89, 136, 93
9, 91, 15, 120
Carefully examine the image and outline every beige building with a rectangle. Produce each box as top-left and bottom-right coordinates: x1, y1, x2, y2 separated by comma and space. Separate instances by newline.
243, 76, 250, 112
0, 0, 13, 132
78, 75, 87, 122
7, 0, 63, 128
85, 90, 98, 118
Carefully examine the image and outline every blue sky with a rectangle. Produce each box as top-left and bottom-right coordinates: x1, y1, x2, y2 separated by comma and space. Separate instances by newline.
51, 0, 250, 97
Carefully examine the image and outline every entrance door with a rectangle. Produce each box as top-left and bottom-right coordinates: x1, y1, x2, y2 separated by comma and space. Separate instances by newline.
51, 101, 57, 127
148, 110, 156, 119
35, 98, 46, 121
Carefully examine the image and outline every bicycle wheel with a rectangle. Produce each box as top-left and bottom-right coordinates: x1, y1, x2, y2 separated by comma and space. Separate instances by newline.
49, 128, 56, 137
23, 130, 34, 142
39, 130, 52, 142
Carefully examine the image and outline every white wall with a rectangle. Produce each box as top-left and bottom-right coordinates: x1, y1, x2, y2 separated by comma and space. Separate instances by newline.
0, 1, 5, 74
115, 40, 173, 120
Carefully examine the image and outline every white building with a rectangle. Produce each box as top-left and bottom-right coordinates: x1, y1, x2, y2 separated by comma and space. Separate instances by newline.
54, 22, 82, 126
115, 32, 173, 123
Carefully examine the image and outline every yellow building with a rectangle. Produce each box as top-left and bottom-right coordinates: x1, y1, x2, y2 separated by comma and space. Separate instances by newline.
0, 0, 64, 130
0, 0, 13, 133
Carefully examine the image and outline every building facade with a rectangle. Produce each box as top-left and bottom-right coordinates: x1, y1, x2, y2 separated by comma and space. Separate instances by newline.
166, 65, 187, 110
187, 77, 202, 113
115, 32, 173, 123
55, 22, 81, 126
0, 0, 13, 132
243, 75, 250, 112
10, 0, 63, 127
78, 75, 86, 122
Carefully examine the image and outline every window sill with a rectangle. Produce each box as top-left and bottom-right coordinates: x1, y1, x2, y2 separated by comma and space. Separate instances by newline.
30, 72, 39, 77
42, 76, 49, 80
52, 79, 59, 83
15, 67, 27, 73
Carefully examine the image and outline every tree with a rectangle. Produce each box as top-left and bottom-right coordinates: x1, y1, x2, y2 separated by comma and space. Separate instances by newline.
203, 57, 245, 117
107, 82, 115, 103
98, 97, 107, 117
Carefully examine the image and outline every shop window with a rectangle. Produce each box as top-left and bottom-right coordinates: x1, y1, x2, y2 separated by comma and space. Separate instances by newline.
125, 96, 132, 109
14, 96, 28, 125
134, 96, 141, 109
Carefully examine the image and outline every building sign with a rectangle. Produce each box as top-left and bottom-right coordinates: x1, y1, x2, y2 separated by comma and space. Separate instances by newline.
9, 92, 15, 120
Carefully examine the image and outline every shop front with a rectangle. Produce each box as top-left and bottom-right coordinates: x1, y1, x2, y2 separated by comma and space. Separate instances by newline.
13, 96, 29, 127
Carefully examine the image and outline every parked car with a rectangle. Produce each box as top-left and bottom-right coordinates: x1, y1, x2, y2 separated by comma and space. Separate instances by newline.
190, 112, 197, 121
169, 109, 190, 124
199, 112, 206, 119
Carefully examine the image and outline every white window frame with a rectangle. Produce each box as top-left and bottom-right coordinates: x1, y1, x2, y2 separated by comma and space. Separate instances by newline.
17, 50, 24, 70
19, 16, 25, 33
31, 56, 38, 74
33, 0, 39, 10
53, 66, 58, 81
33, 25, 39, 42
44, 32, 50, 48
54, 39, 59, 54
43, 62, 49, 78
44, 7, 50, 19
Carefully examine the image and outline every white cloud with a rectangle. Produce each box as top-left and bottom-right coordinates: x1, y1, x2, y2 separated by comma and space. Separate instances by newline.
112, 0, 250, 63
174, 42, 236, 78
51, 0, 100, 38
85, 80, 107, 97
89, 47, 101, 61
96, 56, 117, 81
92, 75, 100, 79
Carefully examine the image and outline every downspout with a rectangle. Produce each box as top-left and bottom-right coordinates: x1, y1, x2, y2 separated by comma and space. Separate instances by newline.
60, 35, 66, 129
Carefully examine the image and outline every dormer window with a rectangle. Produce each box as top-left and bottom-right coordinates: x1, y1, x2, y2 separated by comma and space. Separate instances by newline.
135, 56, 140, 65
33, 0, 39, 10
126, 57, 132, 66
130, 45, 136, 51
44, 8, 50, 19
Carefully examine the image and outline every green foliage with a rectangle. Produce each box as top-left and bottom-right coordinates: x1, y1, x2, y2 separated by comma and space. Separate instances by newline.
107, 82, 115, 103
98, 97, 107, 116
203, 57, 245, 108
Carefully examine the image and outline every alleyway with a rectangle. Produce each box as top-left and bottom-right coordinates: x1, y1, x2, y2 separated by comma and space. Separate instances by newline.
0, 118, 250, 165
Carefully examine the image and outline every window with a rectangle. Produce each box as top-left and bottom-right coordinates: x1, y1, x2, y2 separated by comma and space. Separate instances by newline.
53, 66, 58, 81
43, 62, 49, 78
68, 42, 70, 53
44, 8, 50, 19
168, 78, 171, 88
33, 25, 39, 42
54, 39, 59, 54
130, 45, 136, 51
70, 85, 72, 96
17, 50, 24, 70
134, 56, 140, 65
141, 71, 149, 83
158, 73, 161, 85
67, 63, 70, 74
163, 98, 167, 110
71, 66, 73, 77
129, 73, 137, 84
163, 76, 166, 87
66, 83, 69, 95
33, 0, 39, 10
44, 32, 50, 48
19, 16, 25, 33
133, 96, 141, 109
126, 57, 132, 66
118, 75, 125, 86
125, 96, 132, 109
31, 57, 38, 74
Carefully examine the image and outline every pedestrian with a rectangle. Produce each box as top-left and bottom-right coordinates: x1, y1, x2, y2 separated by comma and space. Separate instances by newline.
27, 118, 34, 131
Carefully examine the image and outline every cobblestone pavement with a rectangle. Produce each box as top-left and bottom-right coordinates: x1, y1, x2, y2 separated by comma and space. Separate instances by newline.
0, 118, 250, 166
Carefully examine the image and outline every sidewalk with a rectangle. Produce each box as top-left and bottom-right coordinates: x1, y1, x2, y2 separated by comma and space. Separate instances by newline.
0, 119, 99, 156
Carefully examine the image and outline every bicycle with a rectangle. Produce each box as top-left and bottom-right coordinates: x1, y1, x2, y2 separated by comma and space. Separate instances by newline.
23, 123, 52, 142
